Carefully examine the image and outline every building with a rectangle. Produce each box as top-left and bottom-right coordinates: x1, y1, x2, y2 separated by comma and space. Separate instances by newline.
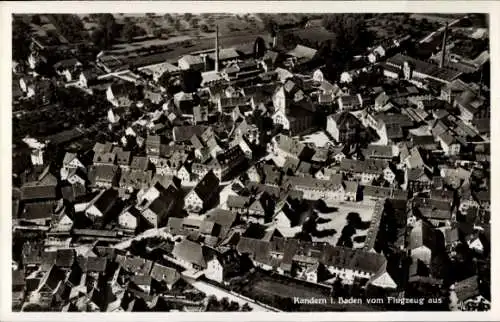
184, 171, 220, 213
326, 112, 363, 144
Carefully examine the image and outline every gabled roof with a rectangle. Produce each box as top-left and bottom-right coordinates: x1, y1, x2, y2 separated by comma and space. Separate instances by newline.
172, 239, 206, 268
150, 263, 180, 286
192, 170, 220, 202
320, 246, 387, 274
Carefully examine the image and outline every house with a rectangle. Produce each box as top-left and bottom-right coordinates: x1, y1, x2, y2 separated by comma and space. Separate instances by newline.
406, 167, 432, 191
19, 201, 56, 226
149, 263, 181, 290
53, 58, 82, 82
178, 55, 204, 71
184, 171, 220, 213
113, 147, 132, 169
320, 246, 395, 287
340, 159, 389, 184
106, 82, 137, 107
284, 175, 346, 202
84, 188, 119, 223
226, 195, 251, 214
140, 184, 179, 228
88, 165, 121, 188
437, 132, 461, 156
454, 90, 487, 122
362, 144, 395, 160
326, 112, 363, 144
171, 239, 206, 270
79, 67, 105, 88
60, 152, 86, 180
338, 94, 363, 111
118, 206, 141, 232
285, 44, 317, 68
20, 169, 58, 202
205, 208, 238, 238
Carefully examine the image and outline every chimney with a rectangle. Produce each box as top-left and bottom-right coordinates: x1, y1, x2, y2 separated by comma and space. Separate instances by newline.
440, 22, 448, 68
215, 25, 219, 72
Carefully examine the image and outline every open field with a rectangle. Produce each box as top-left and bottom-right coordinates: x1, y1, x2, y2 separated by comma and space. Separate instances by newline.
313, 201, 376, 248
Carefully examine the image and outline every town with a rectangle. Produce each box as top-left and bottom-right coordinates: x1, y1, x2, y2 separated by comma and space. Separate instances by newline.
11, 13, 490, 312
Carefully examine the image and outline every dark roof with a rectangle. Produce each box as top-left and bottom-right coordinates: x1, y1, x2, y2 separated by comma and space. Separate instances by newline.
193, 170, 220, 202
55, 249, 75, 268
455, 275, 480, 302
320, 246, 387, 274
92, 188, 119, 213
172, 125, 208, 142
20, 173, 58, 201
20, 201, 56, 221
61, 183, 87, 202
88, 164, 120, 184
386, 54, 462, 83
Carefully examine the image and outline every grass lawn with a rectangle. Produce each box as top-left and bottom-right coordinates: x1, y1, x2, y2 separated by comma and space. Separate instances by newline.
313, 201, 376, 248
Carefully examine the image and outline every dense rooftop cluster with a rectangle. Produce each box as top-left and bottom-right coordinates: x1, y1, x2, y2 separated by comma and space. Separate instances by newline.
11, 13, 490, 312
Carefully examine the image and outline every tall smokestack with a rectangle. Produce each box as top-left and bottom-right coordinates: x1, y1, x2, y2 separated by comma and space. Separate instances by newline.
215, 25, 219, 72
440, 22, 448, 68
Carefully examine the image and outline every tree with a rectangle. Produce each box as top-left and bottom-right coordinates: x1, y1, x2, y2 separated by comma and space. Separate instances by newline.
174, 19, 182, 31
189, 17, 199, 29
31, 15, 41, 25
253, 36, 266, 59
183, 13, 193, 21
91, 13, 119, 49
264, 18, 278, 38
122, 22, 136, 42
12, 16, 31, 62
180, 69, 202, 93
200, 24, 209, 33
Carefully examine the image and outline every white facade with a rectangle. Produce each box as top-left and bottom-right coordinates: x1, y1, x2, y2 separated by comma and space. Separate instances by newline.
272, 110, 289, 130
205, 257, 224, 283
184, 190, 204, 213
118, 211, 137, 230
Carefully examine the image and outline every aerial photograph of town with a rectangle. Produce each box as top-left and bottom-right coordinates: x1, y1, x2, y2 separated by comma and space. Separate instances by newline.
10, 12, 490, 312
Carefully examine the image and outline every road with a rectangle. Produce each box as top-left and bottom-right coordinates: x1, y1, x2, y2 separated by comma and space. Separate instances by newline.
182, 276, 280, 312
419, 15, 467, 44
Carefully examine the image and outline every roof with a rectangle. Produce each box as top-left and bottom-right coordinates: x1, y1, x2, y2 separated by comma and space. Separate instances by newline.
150, 263, 180, 285
20, 173, 58, 201
173, 125, 208, 142
363, 144, 393, 159
88, 164, 120, 184
287, 45, 317, 60
320, 246, 387, 274
91, 188, 118, 213
179, 54, 203, 66
209, 48, 240, 61
227, 195, 250, 209
455, 275, 480, 302
20, 201, 55, 221
79, 256, 108, 272
172, 239, 206, 268
386, 54, 462, 83
192, 170, 220, 202
340, 158, 388, 174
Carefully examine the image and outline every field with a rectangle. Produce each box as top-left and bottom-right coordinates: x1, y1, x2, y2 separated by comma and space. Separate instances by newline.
313, 201, 376, 248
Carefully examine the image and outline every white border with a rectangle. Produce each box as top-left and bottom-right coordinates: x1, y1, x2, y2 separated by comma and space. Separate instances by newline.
0, 2, 498, 321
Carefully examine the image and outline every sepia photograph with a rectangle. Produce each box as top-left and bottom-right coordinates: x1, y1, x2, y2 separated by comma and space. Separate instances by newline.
3, 1, 494, 318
